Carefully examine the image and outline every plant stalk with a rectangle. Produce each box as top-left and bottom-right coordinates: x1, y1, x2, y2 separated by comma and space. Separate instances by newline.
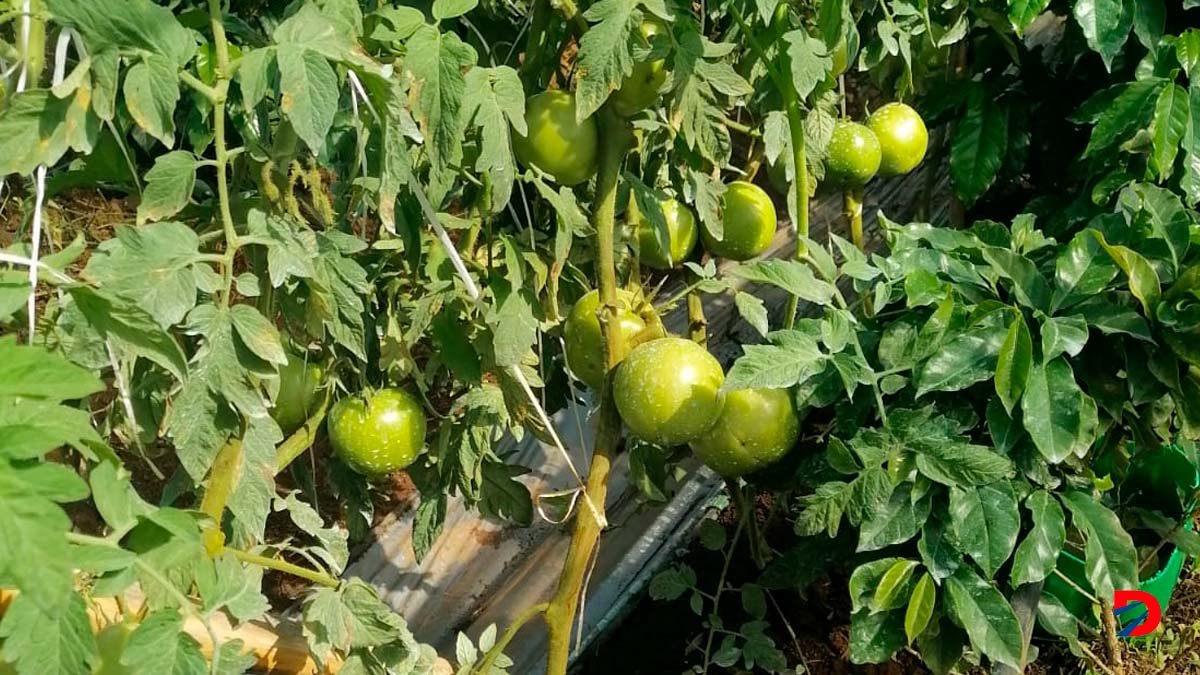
273, 389, 332, 474
230, 549, 340, 588
473, 603, 550, 675
543, 108, 630, 675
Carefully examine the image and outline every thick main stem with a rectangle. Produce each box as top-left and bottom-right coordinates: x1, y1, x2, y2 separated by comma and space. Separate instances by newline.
207, 0, 239, 307
543, 109, 630, 675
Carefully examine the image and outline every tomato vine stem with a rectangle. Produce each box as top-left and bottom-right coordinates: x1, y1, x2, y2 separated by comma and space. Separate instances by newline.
229, 549, 340, 589
473, 602, 550, 675
542, 107, 631, 675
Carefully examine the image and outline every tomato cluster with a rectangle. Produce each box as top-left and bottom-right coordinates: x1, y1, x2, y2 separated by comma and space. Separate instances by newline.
826, 102, 929, 187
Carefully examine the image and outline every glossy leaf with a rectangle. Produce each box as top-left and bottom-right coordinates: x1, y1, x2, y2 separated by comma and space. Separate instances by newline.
1060, 491, 1138, 599
1073, 0, 1133, 71
944, 565, 1023, 669
951, 86, 1008, 205
995, 312, 1032, 414
1011, 490, 1066, 586
949, 482, 1020, 578
904, 573, 936, 644
1021, 358, 1098, 464
1091, 230, 1161, 315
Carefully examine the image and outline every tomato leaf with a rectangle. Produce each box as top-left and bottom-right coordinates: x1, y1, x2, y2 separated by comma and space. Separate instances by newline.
734, 291, 769, 337
137, 151, 197, 225
722, 329, 826, 391
120, 610, 207, 675
278, 46, 339, 153
0, 592, 95, 675
123, 54, 180, 147
46, 0, 196, 67
0, 89, 100, 176
944, 565, 1023, 669
406, 25, 475, 202
782, 31, 831, 101
729, 259, 836, 305
575, 0, 668, 121
84, 221, 202, 329
462, 66, 525, 213
0, 340, 104, 401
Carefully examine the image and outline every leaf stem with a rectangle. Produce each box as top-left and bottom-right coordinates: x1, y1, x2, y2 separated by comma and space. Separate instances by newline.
781, 99, 809, 330
273, 389, 332, 474
542, 108, 630, 675
472, 603, 550, 675
700, 511, 745, 673
229, 548, 340, 588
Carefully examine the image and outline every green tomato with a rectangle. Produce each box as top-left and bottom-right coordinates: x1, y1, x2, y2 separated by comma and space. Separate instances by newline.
93, 623, 134, 675
513, 90, 598, 186
563, 289, 647, 390
272, 352, 324, 435
701, 181, 776, 261
614, 337, 724, 446
690, 387, 800, 477
634, 198, 697, 269
825, 120, 881, 187
328, 388, 427, 476
868, 102, 928, 177
611, 18, 669, 117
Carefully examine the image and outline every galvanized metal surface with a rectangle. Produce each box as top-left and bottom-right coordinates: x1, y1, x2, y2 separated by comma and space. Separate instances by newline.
345, 168, 947, 673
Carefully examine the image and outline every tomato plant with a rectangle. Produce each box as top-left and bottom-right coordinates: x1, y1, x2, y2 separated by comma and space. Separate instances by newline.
0, 0, 1198, 674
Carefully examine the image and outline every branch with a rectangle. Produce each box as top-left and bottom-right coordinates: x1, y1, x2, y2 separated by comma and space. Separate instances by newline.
230, 549, 340, 589
274, 388, 332, 474
543, 108, 631, 675
472, 603, 549, 675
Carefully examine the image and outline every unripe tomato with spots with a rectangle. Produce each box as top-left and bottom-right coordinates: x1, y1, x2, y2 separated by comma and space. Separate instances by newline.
825, 120, 881, 187
633, 198, 698, 270
614, 337, 724, 447
564, 289, 647, 390
868, 102, 928, 177
328, 388, 426, 476
512, 90, 598, 186
690, 387, 800, 477
611, 18, 670, 117
701, 181, 776, 261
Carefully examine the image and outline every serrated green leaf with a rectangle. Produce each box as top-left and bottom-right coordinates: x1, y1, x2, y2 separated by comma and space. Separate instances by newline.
278, 46, 338, 153
782, 31, 831, 101
733, 291, 769, 337
84, 221, 202, 329
915, 315, 1008, 397
121, 610, 207, 675
723, 329, 825, 391
124, 54, 180, 146
729, 259, 835, 305
229, 304, 287, 366
138, 151, 196, 225
47, 0, 195, 66
574, 0, 645, 120
463, 66, 525, 213
407, 25, 475, 202
274, 2, 355, 61
69, 286, 189, 380
0, 592, 94, 675
0, 89, 100, 176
